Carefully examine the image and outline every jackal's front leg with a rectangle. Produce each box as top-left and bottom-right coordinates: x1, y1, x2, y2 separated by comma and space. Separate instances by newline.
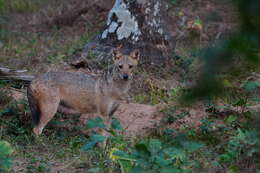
125, 94, 131, 104
100, 102, 120, 148
119, 93, 130, 103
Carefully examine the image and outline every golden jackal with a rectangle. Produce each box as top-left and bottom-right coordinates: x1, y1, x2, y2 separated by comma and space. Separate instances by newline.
27, 48, 140, 135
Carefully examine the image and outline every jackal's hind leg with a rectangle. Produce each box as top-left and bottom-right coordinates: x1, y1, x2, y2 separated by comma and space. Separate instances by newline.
33, 99, 60, 136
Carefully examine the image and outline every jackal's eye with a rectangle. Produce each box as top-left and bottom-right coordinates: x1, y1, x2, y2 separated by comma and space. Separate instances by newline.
118, 65, 123, 69
129, 65, 133, 69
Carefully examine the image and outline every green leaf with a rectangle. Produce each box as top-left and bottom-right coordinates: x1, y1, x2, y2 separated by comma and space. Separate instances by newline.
0, 141, 13, 156
81, 134, 106, 151
148, 139, 162, 154
219, 153, 232, 162
226, 115, 237, 123
181, 141, 205, 152
155, 156, 172, 167
240, 81, 260, 92
193, 19, 203, 30
118, 160, 133, 173
170, 0, 178, 5
135, 143, 150, 157
244, 130, 259, 145
164, 147, 186, 161
235, 128, 246, 141
86, 117, 106, 129
112, 150, 135, 160
128, 166, 144, 173
160, 166, 180, 173
81, 141, 97, 151
233, 98, 247, 107
223, 79, 233, 88
0, 141, 13, 170
90, 135, 106, 142
111, 119, 123, 130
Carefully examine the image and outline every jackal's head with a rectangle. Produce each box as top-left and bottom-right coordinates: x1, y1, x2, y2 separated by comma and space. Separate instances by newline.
112, 48, 140, 80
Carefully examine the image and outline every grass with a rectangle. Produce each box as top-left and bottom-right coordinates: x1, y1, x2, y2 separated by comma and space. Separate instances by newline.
1, 105, 98, 172
0, 0, 38, 13
0, 30, 93, 72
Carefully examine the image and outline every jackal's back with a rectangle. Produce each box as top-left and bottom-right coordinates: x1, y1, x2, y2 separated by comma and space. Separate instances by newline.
35, 72, 98, 91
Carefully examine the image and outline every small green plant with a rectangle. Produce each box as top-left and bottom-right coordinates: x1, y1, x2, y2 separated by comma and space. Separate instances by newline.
110, 132, 205, 173
82, 117, 125, 151
0, 90, 12, 107
0, 140, 13, 171
219, 128, 260, 163
240, 81, 260, 102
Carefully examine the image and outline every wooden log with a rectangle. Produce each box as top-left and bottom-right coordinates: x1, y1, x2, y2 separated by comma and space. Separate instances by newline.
0, 67, 34, 82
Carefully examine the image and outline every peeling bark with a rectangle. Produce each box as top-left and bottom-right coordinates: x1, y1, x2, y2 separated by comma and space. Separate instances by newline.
76, 0, 174, 67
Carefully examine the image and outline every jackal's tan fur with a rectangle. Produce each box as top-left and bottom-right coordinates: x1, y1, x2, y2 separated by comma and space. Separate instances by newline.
27, 48, 140, 135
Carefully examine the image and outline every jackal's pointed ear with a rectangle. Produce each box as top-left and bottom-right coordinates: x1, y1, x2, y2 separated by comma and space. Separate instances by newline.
130, 49, 140, 61
112, 48, 122, 61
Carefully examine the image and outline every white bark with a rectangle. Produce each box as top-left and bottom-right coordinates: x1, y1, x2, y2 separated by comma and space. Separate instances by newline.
102, 0, 141, 41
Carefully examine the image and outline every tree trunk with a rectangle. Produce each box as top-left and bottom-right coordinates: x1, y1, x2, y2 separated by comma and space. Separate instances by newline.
75, 0, 174, 67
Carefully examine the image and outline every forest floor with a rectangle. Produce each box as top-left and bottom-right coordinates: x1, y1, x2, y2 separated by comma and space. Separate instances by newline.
0, 0, 259, 172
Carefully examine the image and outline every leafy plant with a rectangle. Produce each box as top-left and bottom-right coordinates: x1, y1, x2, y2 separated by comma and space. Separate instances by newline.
240, 81, 260, 92
83, 117, 205, 173
110, 134, 205, 173
82, 117, 125, 151
219, 129, 260, 163
0, 90, 13, 106
0, 141, 13, 171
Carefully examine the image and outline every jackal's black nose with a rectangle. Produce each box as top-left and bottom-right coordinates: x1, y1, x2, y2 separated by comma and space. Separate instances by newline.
123, 74, 129, 80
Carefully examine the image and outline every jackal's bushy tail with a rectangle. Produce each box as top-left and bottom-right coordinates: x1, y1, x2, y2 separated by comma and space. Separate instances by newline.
27, 86, 41, 125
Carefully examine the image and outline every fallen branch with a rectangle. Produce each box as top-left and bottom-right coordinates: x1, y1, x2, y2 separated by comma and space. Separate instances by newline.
0, 67, 28, 74
0, 67, 34, 83
0, 75, 34, 82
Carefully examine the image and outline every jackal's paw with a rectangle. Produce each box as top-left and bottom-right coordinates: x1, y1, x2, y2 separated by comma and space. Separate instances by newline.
122, 97, 129, 104
121, 96, 130, 104
33, 127, 42, 136
125, 95, 131, 104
